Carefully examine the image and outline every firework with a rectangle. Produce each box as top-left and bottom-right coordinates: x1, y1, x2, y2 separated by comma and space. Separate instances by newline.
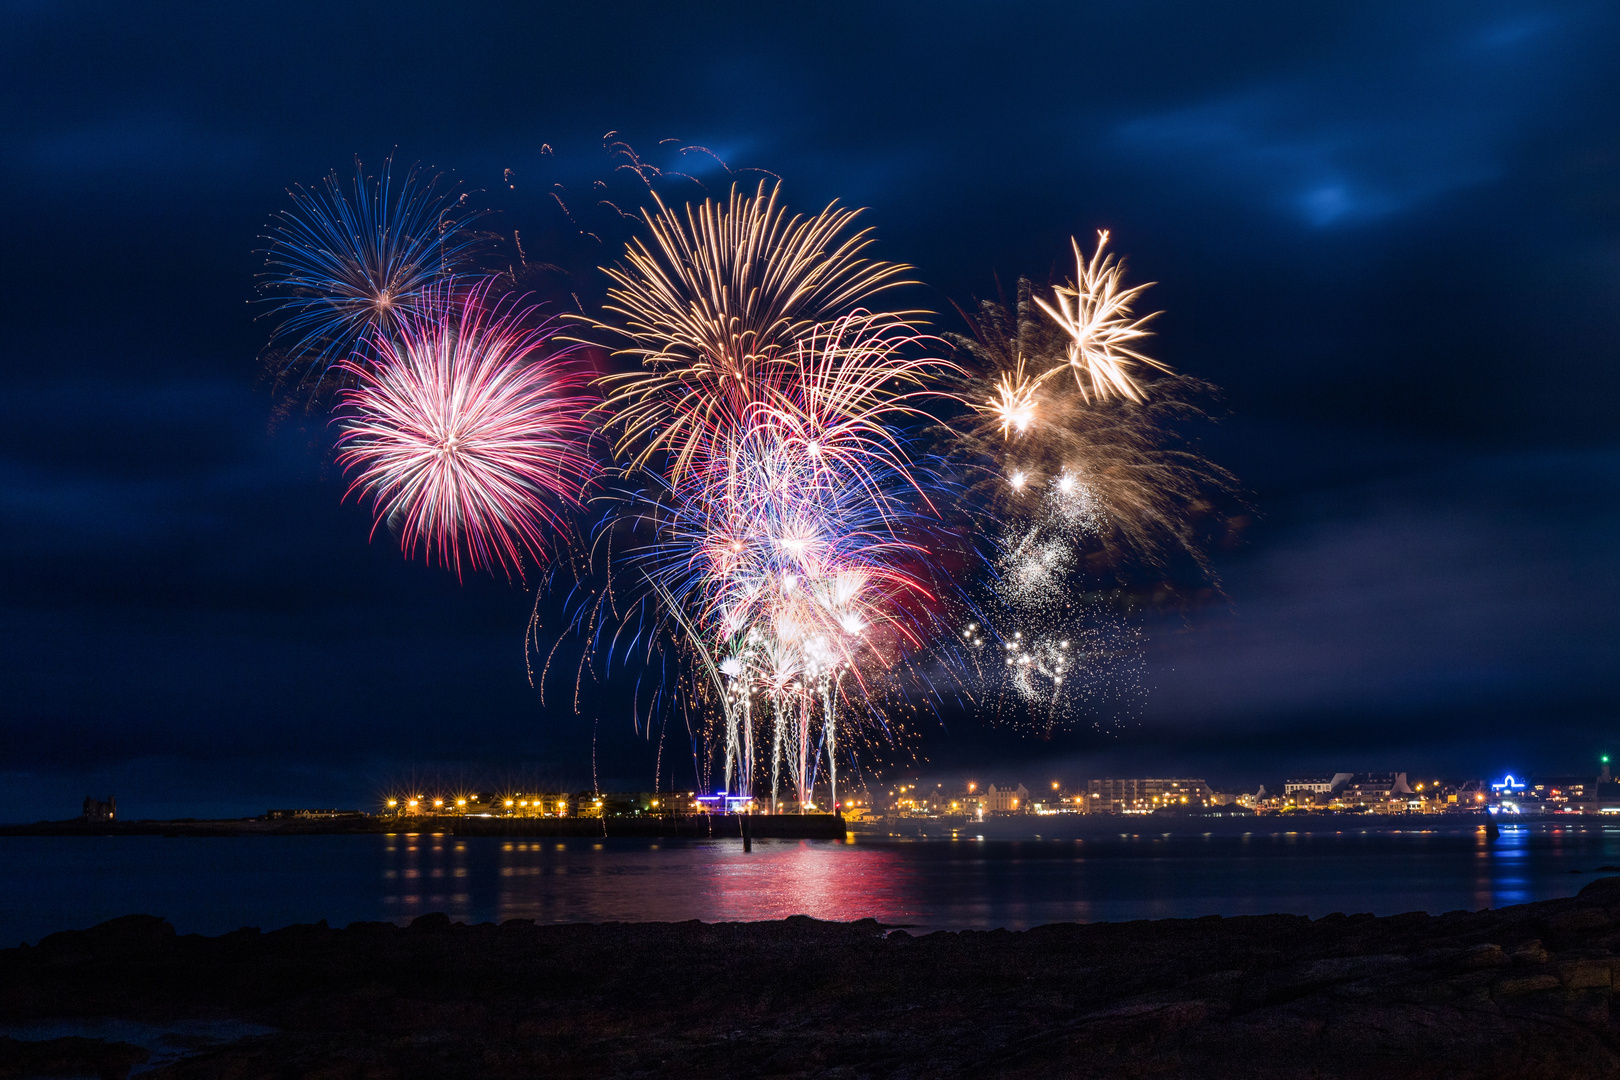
335, 281, 597, 579
260, 158, 489, 394
253, 149, 1234, 801
1031, 231, 1169, 403
576, 183, 953, 810
605, 392, 944, 809
586, 180, 920, 479
947, 240, 1233, 721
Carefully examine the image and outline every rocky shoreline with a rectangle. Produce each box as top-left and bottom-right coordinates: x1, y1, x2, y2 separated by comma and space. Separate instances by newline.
8, 879, 1620, 1078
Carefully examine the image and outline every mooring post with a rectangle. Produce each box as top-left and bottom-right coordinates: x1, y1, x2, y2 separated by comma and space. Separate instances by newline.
741, 813, 752, 852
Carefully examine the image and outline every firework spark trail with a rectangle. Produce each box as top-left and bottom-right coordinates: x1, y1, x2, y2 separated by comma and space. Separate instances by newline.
614, 416, 943, 807
590, 180, 922, 481
255, 149, 1232, 800
946, 235, 1233, 722
1031, 231, 1169, 404
259, 158, 490, 393
578, 182, 956, 808
335, 281, 598, 580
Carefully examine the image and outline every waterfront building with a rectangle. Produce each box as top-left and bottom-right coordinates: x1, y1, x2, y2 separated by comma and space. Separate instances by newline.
1284, 774, 1353, 798
1525, 764, 1620, 813
695, 792, 758, 813
642, 791, 700, 814
1087, 778, 1214, 814
1531, 776, 1591, 807
492, 793, 572, 817
383, 792, 499, 816
982, 784, 1029, 814
81, 795, 115, 822
887, 782, 941, 816
1333, 773, 1414, 811
952, 782, 1030, 816
1029, 781, 1077, 814
840, 797, 877, 821
264, 809, 364, 820
1556, 773, 1620, 814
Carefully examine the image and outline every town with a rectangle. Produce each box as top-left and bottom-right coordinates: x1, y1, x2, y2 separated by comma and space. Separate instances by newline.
867, 761, 1620, 819
208, 756, 1618, 825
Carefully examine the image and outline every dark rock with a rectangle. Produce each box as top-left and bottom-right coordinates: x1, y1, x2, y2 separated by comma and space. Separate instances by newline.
1578, 875, 1620, 899
11, 892, 1620, 1077
0, 1035, 149, 1080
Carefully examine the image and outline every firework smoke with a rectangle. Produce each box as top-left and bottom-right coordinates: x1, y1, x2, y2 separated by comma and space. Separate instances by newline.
947, 238, 1234, 723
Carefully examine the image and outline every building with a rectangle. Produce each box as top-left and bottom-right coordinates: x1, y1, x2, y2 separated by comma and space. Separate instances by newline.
1332, 773, 1414, 811
573, 792, 609, 818
383, 792, 500, 816
491, 793, 571, 817
982, 783, 1029, 814
643, 791, 700, 815
887, 782, 948, 816
82, 795, 115, 822
1531, 776, 1592, 805
954, 782, 1030, 816
840, 795, 877, 821
265, 808, 364, 820
1284, 774, 1353, 798
1087, 778, 1214, 814
694, 792, 758, 813
1028, 782, 1081, 814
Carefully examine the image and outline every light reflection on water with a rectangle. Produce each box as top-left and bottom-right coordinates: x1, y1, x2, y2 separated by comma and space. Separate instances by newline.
8, 823, 1620, 943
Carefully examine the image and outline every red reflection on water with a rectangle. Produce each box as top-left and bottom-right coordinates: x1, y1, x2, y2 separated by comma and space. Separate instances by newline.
490, 839, 917, 926
697, 839, 917, 922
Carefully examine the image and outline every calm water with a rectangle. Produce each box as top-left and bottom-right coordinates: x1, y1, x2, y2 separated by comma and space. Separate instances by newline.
6, 822, 1619, 945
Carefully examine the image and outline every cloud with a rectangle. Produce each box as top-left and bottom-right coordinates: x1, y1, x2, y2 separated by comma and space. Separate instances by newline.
0, 377, 299, 554
1114, 6, 1580, 226
1143, 449, 1620, 727
1118, 87, 1505, 227
18, 113, 260, 183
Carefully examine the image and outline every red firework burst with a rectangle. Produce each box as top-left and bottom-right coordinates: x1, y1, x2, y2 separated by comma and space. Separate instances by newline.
335, 282, 597, 578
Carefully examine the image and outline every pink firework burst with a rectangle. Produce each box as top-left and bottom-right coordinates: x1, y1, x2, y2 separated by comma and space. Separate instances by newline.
335, 282, 597, 578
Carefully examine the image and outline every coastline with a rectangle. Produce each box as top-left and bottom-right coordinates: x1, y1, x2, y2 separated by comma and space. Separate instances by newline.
0, 813, 847, 839
0, 810, 1522, 841
6, 878, 1620, 1078
859, 811, 1507, 839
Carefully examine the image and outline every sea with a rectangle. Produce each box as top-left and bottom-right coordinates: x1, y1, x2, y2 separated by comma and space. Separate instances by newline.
6, 819, 1618, 946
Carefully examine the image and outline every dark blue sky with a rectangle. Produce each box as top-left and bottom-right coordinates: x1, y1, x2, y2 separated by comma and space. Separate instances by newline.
2, 1, 1616, 819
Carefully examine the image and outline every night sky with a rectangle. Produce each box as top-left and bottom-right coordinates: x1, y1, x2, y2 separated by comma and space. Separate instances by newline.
2, 1, 1617, 820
